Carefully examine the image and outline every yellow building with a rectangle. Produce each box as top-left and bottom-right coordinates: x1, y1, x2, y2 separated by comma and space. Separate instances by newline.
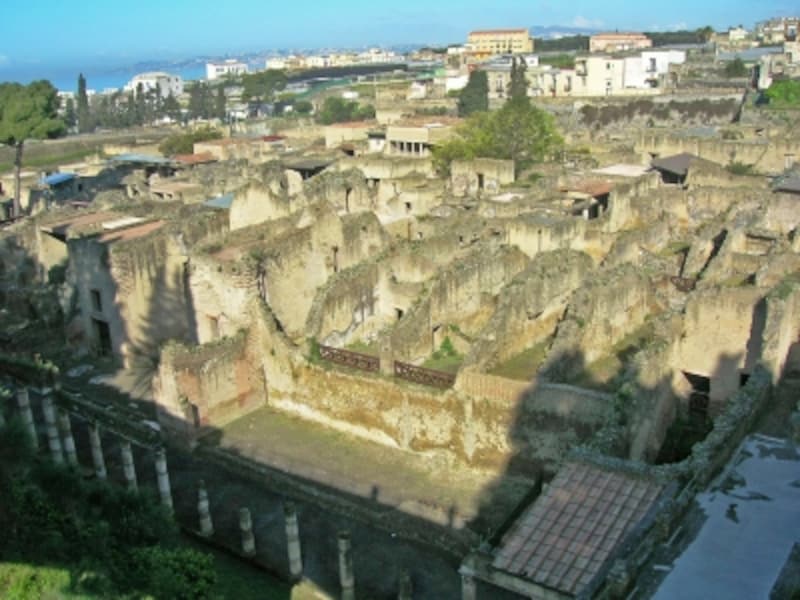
467, 29, 534, 60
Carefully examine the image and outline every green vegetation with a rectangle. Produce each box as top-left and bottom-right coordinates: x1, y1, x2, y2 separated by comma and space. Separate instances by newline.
0, 80, 66, 215
316, 96, 375, 124
488, 340, 550, 381
433, 61, 562, 177
158, 126, 223, 156
726, 161, 756, 175
535, 36, 588, 52
241, 70, 288, 102
0, 419, 215, 599
538, 54, 576, 69
765, 79, 800, 108
724, 57, 749, 78
457, 71, 488, 116
423, 336, 462, 374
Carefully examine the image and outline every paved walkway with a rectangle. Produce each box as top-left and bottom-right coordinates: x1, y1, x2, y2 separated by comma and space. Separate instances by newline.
654, 434, 800, 600
214, 407, 535, 534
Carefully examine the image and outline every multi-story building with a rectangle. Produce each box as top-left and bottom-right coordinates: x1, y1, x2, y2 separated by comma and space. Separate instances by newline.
589, 32, 652, 53
756, 17, 799, 43
467, 29, 534, 61
124, 72, 183, 97
206, 59, 249, 81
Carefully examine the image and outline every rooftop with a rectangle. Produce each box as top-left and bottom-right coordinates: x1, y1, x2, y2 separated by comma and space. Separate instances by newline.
40, 172, 77, 187
492, 460, 664, 596
173, 152, 217, 165
592, 164, 652, 178
592, 32, 650, 39
651, 152, 703, 177
97, 220, 166, 245
470, 29, 529, 35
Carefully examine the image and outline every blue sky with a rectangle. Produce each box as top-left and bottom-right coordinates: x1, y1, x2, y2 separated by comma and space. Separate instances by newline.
0, 0, 795, 74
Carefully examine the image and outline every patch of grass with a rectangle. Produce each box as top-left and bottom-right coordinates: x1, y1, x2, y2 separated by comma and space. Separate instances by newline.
489, 340, 550, 381
567, 322, 655, 392
0, 562, 89, 599
345, 340, 379, 356
422, 353, 463, 374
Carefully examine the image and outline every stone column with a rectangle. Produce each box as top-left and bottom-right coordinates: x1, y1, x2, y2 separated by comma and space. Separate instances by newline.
284, 502, 303, 580
198, 480, 214, 537
398, 570, 413, 600
88, 422, 107, 480
460, 573, 477, 600
120, 441, 138, 491
41, 393, 63, 464
239, 508, 256, 557
155, 448, 173, 513
16, 387, 38, 448
57, 408, 78, 466
338, 531, 355, 600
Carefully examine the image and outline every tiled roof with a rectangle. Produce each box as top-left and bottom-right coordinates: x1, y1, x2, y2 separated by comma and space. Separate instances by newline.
492, 461, 664, 596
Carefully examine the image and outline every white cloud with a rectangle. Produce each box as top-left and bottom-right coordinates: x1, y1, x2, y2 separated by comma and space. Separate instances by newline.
572, 16, 604, 29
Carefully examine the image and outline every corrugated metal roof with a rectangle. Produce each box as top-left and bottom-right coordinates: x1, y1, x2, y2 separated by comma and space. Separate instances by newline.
41, 172, 77, 186
111, 153, 173, 165
204, 193, 234, 210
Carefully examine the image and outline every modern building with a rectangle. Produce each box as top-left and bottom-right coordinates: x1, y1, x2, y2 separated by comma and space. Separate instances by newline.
467, 29, 534, 61
589, 32, 652, 53
385, 117, 460, 158
206, 59, 249, 81
756, 16, 799, 43
124, 72, 183, 97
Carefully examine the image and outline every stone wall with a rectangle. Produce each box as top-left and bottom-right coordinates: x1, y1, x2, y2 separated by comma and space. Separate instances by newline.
451, 159, 515, 197
637, 131, 800, 175
154, 330, 266, 440
462, 250, 594, 372
389, 245, 529, 362
542, 263, 657, 380
335, 156, 435, 180
508, 214, 588, 259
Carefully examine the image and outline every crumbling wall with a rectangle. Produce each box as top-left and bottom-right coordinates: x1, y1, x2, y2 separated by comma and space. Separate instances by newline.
543, 264, 657, 381
638, 132, 800, 175
229, 182, 294, 231
462, 250, 594, 372
389, 245, 529, 362
508, 215, 588, 259
336, 156, 435, 180
154, 330, 266, 440
451, 159, 515, 197
671, 286, 768, 406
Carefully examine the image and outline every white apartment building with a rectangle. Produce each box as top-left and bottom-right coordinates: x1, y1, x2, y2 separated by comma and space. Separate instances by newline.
206, 59, 249, 80
124, 72, 184, 97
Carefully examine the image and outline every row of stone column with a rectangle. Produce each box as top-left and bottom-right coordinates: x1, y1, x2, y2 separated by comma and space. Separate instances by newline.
13, 386, 174, 512
8, 387, 414, 598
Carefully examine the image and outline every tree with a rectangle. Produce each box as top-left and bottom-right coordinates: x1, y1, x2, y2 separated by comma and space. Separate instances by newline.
162, 93, 182, 123
724, 57, 748, 78
316, 96, 374, 124
77, 73, 92, 133
433, 101, 562, 176
508, 57, 529, 106
241, 70, 287, 102
457, 70, 488, 116
64, 97, 77, 129
764, 79, 800, 107
214, 86, 226, 121
294, 100, 313, 115
0, 81, 66, 215
697, 25, 715, 43
158, 126, 222, 156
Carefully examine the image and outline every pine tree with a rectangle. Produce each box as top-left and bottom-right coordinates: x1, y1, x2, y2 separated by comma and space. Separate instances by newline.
77, 73, 92, 133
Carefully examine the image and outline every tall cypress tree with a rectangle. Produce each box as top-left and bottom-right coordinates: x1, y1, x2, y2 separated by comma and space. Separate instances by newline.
507, 57, 530, 106
77, 73, 92, 133
214, 86, 227, 121
457, 71, 489, 116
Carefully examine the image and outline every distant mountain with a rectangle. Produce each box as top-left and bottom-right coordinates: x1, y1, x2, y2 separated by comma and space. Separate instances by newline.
530, 25, 601, 39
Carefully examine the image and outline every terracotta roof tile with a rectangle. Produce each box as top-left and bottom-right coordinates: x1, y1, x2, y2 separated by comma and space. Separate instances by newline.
491, 461, 664, 596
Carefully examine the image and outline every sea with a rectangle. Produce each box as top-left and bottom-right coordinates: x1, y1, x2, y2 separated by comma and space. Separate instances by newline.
2, 63, 210, 94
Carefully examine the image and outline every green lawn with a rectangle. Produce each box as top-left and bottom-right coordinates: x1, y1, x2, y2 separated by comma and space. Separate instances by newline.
488, 340, 550, 381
